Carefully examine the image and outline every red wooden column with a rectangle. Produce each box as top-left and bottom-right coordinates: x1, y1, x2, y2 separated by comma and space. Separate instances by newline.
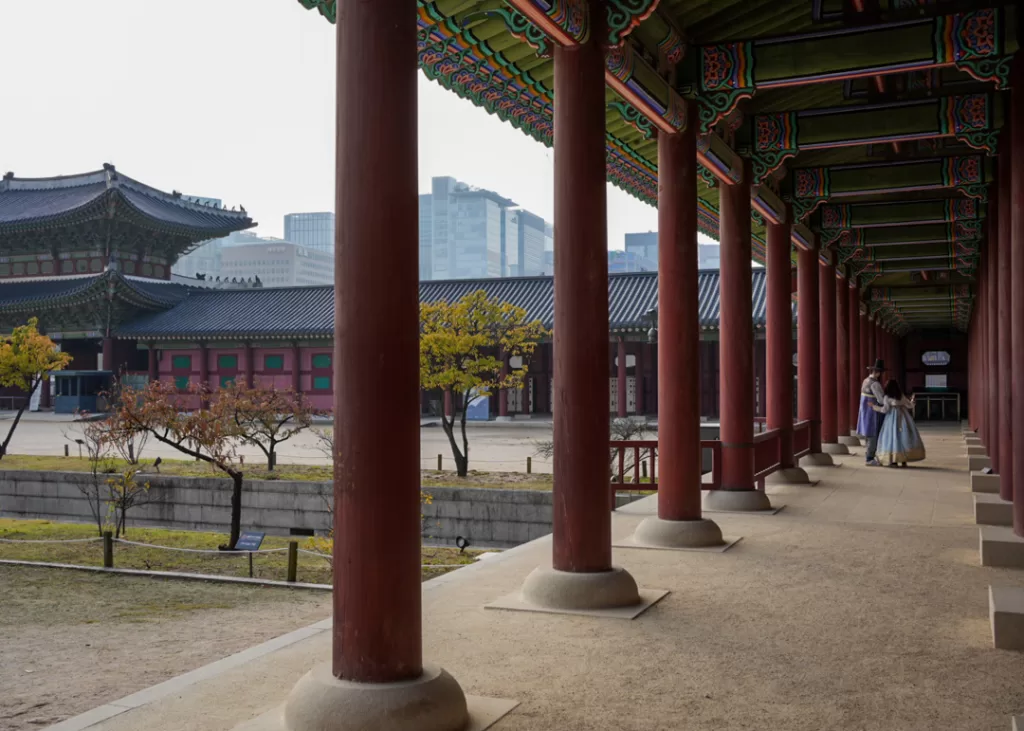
617, 338, 628, 418
859, 311, 869, 385
282, 4, 469, 727
798, 240, 832, 467
988, 188, 1000, 468
998, 135, 1013, 498
819, 256, 844, 455
632, 119, 724, 548
978, 249, 988, 444
148, 345, 158, 383
835, 270, 852, 449
102, 337, 114, 372
848, 282, 861, 437
765, 215, 808, 482
1012, 70, 1024, 535
706, 161, 769, 511
244, 343, 255, 388
521, 2, 641, 609
498, 351, 510, 419
291, 343, 301, 393
635, 345, 645, 415
198, 343, 209, 408
521, 370, 531, 417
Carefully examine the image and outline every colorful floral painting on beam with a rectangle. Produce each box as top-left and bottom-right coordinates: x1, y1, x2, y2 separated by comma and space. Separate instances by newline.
606, 0, 660, 47
752, 113, 799, 182
939, 95, 997, 152
933, 9, 1011, 89
792, 168, 830, 222
698, 42, 755, 133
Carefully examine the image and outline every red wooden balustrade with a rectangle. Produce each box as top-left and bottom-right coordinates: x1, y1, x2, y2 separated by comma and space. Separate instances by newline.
752, 428, 782, 491
792, 420, 812, 459
609, 439, 723, 492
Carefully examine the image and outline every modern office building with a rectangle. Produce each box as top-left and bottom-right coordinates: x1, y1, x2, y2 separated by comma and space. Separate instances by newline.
608, 249, 656, 274
419, 176, 550, 280
284, 212, 335, 252
220, 240, 335, 287
622, 231, 722, 270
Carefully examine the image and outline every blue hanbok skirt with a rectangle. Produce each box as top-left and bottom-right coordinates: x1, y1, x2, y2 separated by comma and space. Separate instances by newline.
876, 407, 926, 466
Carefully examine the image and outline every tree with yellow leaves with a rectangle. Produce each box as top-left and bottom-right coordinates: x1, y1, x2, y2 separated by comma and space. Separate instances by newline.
420, 290, 547, 476
0, 318, 72, 459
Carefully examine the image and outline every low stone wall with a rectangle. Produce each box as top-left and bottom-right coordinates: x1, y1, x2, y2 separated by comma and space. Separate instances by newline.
0, 470, 642, 549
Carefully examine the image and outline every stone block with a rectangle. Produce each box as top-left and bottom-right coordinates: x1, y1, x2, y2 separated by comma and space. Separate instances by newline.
980, 526, 1024, 569
964, 436, 982, 446
971, 471, 1001, 494
975, 494, 1014, 526
989, 586, 1024, 651
967, 445, 988, 456
969, 455, 992, 472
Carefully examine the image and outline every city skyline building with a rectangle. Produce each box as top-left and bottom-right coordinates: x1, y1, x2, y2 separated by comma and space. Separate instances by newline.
623, 231, 722, 271
220, 239, 334, 287
284, 212, 334, 252
419, 175, 550, 281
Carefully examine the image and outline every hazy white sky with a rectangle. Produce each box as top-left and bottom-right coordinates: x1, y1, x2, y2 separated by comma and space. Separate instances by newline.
0, 0, 705, 251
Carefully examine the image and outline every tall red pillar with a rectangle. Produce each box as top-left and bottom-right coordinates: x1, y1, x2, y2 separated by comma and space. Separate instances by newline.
635, 345, 645, 415
998, 136, 1013, 499
291, 343, 301, 393
835, 270, 853, 448
860, 311, 869, 387
766, 215, 808, 481
148, 345, 158, 384
280, 5, 469, 726
819, 257, 844, 455
798, 241, 832, 467
198, 343, 209, 408
707, 160, 770, 511
988, 188, 1000, 469
244, 343, 255, 388
617, 338, 628, 418
102, 336, 114, 373
979, 249, 988, 444
1011, 70, 1024, 535
848, 283, 861, 436
498, 351, 510, 419
632, 121, 724, 548
521, 2, 641, 609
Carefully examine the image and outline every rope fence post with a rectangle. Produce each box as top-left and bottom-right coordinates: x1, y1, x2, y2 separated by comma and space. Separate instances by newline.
437, 454, 442, 471
287, 541, 298, 583
102, 531, 114, 568
526, 456, 532, 474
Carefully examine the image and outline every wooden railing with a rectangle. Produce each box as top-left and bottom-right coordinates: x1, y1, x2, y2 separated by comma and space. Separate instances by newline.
609, 439, 723, 491
752, 428, 782, 490
792, 420, 812, 459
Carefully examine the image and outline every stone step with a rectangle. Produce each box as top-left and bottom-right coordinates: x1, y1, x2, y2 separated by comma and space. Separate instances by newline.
980, 526, 1024, 569
975, 494, 1013, 526
989, 586, 1024, 651
971, 471, 1001, 495
967, 445, 988, 456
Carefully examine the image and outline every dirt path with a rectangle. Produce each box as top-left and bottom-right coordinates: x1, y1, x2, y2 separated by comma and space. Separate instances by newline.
0, 565, 330, 730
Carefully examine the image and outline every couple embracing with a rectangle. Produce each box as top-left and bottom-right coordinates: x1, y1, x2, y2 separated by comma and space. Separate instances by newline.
857, 359, 926, 468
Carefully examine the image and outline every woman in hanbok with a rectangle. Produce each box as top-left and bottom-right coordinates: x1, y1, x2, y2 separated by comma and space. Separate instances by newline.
875, 379, 925, 468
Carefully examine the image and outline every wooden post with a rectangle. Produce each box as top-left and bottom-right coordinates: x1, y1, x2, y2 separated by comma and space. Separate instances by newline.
526, 456, 532, 474
287, 541, 298, 583
102, 531, 114, 569
437, 454, 442, 471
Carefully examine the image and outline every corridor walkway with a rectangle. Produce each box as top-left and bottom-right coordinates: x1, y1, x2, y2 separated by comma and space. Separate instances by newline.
72, 426, 1024, 731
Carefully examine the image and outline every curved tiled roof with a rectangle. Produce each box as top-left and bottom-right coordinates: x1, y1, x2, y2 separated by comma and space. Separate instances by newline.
0, 272, 192, 313
115, 270, 783, 340
0, 166, 254, 237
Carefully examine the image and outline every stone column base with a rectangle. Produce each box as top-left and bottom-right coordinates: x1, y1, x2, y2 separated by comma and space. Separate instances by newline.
969, 455, 992, 472
975, 494, 1013, 526
283, 663, 468, 731
520, 566, 641, 611
989, 586, 1024, 651
799, 452, 835, 467
632, 517, 724, 549
765, 466, 810, 485
839, 435, 861, 447
967, 445, 988, 456
980, 526, 1024, 569
703, 489, 772, 512
822, 442, 850, 455
971, 471, 1001, 494
494, 416, 514, 423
